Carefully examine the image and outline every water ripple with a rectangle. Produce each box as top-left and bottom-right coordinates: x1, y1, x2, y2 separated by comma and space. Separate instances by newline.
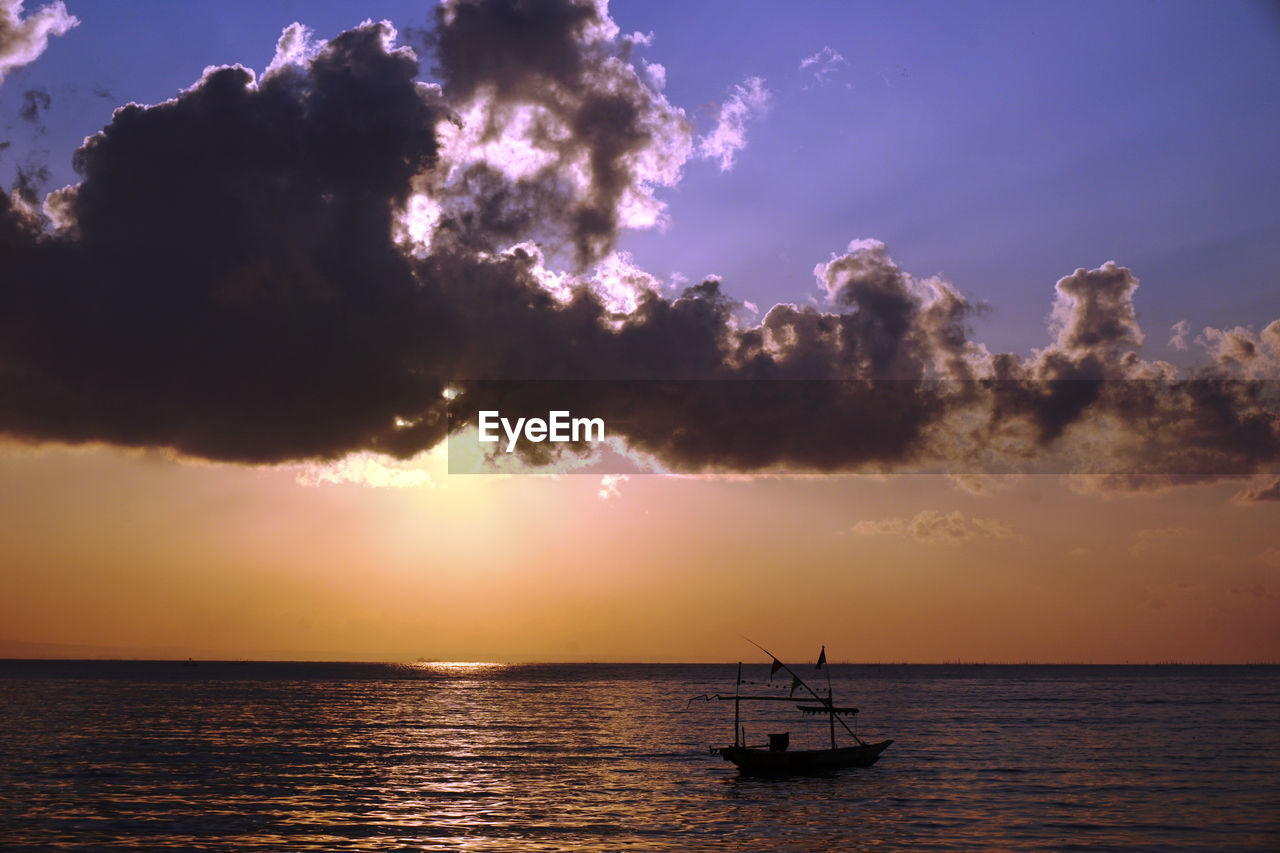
1, 662, 1277, 850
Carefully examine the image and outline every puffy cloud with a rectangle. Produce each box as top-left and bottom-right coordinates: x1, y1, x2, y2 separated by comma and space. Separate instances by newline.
811, 238, 985, 380
0, 1, 1276, 488
851, 510, 1013, 545
427, 0, 692, 265
1196, 320, 1280, 378
697, 76, 769, 171
263, 21, 326, 77
1045, 261, 1144, 360
0, 0, 77, 84
2, 22, 450, 462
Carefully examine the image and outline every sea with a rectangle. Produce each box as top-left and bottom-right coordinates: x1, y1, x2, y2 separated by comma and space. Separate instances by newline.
0, 661, 1277, 851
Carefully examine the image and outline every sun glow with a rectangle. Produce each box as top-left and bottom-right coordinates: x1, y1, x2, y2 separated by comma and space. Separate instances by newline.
410, 660, 509, 675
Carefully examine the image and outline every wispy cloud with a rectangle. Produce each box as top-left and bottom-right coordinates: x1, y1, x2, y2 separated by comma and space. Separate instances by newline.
947, 474, 1023, 496
1229, 583, 1280, 601
1232, 478, 1280, 505
850, 510, 1013, 545
698, 76, 770, 171
296, 452, 439, 489
1129, 527, 1192, 556
798, 46, 846, 88
598, 473, 628, 500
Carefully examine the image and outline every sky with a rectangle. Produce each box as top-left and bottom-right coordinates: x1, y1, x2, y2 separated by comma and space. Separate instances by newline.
0, 0, 1277, 663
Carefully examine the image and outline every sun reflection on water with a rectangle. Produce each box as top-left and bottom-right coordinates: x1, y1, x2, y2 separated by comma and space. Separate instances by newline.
409, 660, 511, 676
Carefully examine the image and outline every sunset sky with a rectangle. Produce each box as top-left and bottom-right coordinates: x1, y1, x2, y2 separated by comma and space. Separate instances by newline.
1, 0, 1277, 663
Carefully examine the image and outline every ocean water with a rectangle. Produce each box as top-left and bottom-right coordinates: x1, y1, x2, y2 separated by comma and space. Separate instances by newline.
0, 662, 1277, 851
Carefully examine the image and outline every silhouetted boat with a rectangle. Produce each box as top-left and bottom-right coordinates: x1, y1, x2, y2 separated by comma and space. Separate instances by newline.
691, 641, 892, 775
715, 739, 892, 773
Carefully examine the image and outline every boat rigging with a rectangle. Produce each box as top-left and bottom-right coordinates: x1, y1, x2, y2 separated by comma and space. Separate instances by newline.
689, 640, 893, 774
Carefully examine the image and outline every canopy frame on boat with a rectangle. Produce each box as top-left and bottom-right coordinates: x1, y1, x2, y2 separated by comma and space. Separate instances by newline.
689, 639, 868, 750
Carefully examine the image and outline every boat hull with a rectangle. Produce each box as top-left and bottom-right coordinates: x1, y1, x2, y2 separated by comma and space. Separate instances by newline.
716, 740, 893, 774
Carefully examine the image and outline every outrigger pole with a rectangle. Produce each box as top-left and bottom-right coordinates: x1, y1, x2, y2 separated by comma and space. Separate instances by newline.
740, 637, 867, 747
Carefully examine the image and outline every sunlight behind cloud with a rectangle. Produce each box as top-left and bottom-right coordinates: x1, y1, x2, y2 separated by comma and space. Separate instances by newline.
295, 451, 441, 490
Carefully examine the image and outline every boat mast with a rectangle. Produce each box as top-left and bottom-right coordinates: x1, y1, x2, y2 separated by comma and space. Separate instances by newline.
743, 638, 865, 747
826, 654, 836, 749
734, 662, 741, 747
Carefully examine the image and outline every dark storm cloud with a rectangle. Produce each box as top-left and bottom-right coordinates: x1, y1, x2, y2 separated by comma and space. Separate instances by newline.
426, 0, 690, 266
431, 0, 599, 97
0, 1, 1277, 482
975, 264, 1279, 477
1, 22, 454, 462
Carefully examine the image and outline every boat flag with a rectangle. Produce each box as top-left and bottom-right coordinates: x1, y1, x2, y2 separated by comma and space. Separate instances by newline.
789, 675, 802, 697
770, 657, 782, 678
816, 646, 826, 669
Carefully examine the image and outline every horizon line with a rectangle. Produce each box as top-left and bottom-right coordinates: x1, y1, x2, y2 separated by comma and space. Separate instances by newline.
3, 656, 1279, 666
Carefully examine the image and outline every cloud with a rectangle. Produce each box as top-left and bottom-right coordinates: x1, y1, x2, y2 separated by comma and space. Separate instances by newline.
1196, 320, 1280, 379
799, 46, 845, 88
264, 22, 326, 77
810, 238, 985, 380
427, 0, 692, 265
17, 86, 49, 122
598, 473, 627, 499
0, 0, 78, 84
1168, 319, 1190, 351
296, 452, 439, 489
0, 1, 1277, 487
2, 22, 448, 463
1228, 583, 1280, 601
1067, 473, 1235, 497
697, 76, 769, 171
1046, 261, 1144, 356
851, 510, 1013, 545
1233, 478, 1280, 504
1129, 527, 1192, 556
9, 160, 45, 201
947, 474, 1023, 495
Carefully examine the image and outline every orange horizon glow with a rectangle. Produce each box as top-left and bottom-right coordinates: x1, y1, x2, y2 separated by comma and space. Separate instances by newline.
2, 443, 1277, 666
